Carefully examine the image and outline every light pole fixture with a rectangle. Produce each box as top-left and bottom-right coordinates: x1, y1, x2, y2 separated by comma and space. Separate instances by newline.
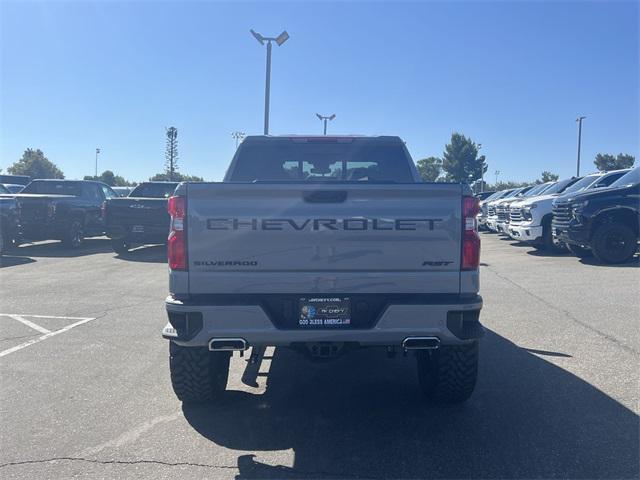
231, 131, 245, 149
250, 29, 290, 135
315, 113, 336, 135
494, 170, 501, 185
95, 148, 101, 178
576, 116, 586, 177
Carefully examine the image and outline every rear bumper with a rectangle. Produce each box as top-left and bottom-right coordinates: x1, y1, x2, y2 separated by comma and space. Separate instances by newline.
163, 294, 483, 348
106, 224, 168, 244
507, 224, 543, 243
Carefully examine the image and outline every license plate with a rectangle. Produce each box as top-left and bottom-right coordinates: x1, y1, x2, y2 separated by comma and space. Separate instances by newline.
299, 297, 351, 327
132, 225, 144, 233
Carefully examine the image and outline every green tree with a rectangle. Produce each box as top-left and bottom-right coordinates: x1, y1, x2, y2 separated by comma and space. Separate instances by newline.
415, 156, 442, 182
487, 180, 529, 191
540, 171, 559, 183
8, 149, 64, 179
441, 133, 487, 184
83, 170, 134, 186
149, 172, 203, 182
594, 153, 636, 171
100, 170, 116, 186
165, 127, 179, 181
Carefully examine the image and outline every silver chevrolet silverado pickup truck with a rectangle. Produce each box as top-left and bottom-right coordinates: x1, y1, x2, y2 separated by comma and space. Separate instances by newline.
162, 135, 483, 404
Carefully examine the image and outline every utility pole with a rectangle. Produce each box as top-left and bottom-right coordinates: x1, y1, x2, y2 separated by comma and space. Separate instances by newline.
315, 113, 336, 135
576, 116, 586, 177
231, 131, 245, 149
495, 170, 501, 186
250, 29, 289, 135
95, 148, 100, 178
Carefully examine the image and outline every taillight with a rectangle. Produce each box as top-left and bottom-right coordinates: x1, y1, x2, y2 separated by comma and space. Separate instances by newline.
168, 196, 187, 270
462, 196, 481, 270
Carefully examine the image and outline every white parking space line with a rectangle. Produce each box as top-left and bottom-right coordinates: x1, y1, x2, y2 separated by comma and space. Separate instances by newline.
1, 314, 94, 321
8, 315, 51, 334
0, 314, 96, 358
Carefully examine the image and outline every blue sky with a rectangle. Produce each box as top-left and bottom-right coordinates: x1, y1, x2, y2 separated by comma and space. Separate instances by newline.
1, 1, 638, 183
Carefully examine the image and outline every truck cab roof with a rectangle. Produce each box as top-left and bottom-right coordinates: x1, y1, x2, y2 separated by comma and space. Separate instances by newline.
242, 135, 405, 144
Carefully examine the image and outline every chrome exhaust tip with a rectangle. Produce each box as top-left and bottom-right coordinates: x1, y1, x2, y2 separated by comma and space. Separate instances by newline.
402, 336, 440, 350
208, 338, 248, 352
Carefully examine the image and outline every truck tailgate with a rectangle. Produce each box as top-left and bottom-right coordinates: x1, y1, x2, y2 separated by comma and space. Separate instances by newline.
106, 197, 169, 227
185, 183, 463, 294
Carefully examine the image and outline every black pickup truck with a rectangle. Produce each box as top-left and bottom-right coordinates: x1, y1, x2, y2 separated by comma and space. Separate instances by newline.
105, 182, 179, 254
552, 167, 640, 264
12, 179, 118, 248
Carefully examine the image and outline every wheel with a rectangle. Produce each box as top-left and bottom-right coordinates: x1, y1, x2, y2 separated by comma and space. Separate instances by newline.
62, 219, 85, 249
566, 243, 592, 258
417, 341, 479, 404
111, 239, 130, 255
169, 342, 231, 403
591, 223, 638, 264
542, 220, 565, 253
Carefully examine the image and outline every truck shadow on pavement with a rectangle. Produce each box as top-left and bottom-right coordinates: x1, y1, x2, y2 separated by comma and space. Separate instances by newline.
183, 330, 639, 479
578, 254, 640, 268
0, 254, 36, 268
114, 244, 167, 263
10, 238, 113, 258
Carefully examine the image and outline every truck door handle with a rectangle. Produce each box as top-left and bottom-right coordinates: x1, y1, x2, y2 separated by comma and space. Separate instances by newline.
303, 191, 348, 203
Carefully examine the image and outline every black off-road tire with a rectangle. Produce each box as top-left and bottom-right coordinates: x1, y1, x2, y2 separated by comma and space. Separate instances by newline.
417, 341, 479, 404
566, 243, 592, 258
169, 342, 231, 403
62, 219, 85, 249
111, 239, 130, 255
591, 223, 638, 264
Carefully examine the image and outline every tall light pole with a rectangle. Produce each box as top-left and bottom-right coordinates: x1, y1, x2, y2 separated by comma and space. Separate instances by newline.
315, 113, 336, 135
231, 131, 245, 149
250, 29, 289, 135
495, 170, 501, 185
95, 148, 101, 178
576, 116, 586, 177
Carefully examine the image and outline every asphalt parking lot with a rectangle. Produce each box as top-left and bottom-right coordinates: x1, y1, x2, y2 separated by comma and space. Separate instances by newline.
0, 233, 638, 479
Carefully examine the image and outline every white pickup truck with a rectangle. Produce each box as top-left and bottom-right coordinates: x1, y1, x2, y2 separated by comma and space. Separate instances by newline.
508, 171, 629, 251
162, 135, 483, 404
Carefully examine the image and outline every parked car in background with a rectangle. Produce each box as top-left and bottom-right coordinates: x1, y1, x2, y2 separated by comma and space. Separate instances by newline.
475, 191, 495, 201
494, 185, 538, 233
0, 196, 19, 254
2, 184, 25, 193
485, 187, 529, 232
495, 182, 557, 234
506, 177, 582, 251
478, 189, 514, 230
105, 181, 179, 254
12, 179, 117, 248
553, 167, 639, 264
0, 174, 31, 186
112, 186, 134, 197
